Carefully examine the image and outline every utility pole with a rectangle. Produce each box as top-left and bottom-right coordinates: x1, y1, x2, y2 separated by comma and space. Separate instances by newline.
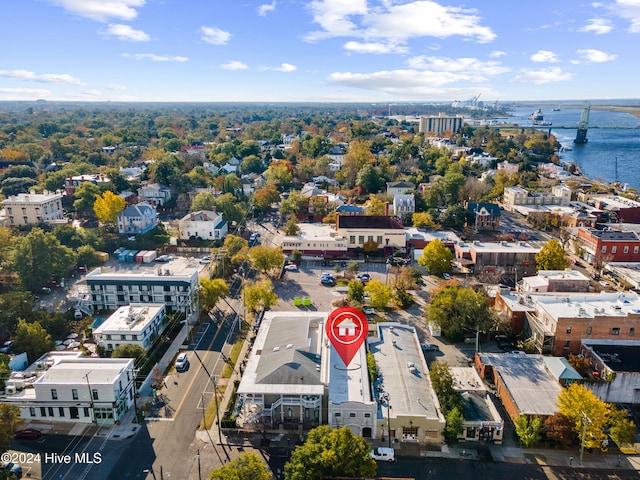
580, 411, 592, 466
84, 371, 96, 426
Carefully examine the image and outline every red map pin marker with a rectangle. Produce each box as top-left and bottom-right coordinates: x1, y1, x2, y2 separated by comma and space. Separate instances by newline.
325, 306, 368, 367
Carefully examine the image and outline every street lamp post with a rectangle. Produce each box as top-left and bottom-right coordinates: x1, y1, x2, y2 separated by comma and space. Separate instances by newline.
384, 392, 392, 448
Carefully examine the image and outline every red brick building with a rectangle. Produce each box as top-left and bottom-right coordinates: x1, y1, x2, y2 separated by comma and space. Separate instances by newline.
576, 227, 640, 266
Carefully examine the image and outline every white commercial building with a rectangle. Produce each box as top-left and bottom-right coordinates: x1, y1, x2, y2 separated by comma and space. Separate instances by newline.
93, 303, 167, 353
3, 351, 135, 425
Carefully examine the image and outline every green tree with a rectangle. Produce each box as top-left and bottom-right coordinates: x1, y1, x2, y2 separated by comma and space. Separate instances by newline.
12, 319, 55, 363
283, 217, 300, 236
427, 285, 494, 342
191, 191, 216, 212
366, 351, 377, 384
214, 193, 245, 225
52, 224, 86, 249
280, 190, 307, 216
429, 361, 463, 415
0, 292, 34, 339
200, 278, 230, 311
535, 239, 570, 271
557, 383, 610, 451
248, 245, 284, 275
514, 415, 543, 447
111, 343, 146, 360
417, 239, 453, 275
444, 407, 465, 443
73, 182, 101, 216
76, 245, 100, 268
347, 280, 365, 304
10, 228, 76, 291
364, 280, 393, 310
608, 407, 637, 446
93, 190, 126, 224
243, 280, 278, 315
284, 425, 376, 480
0, 403, 22, 454
253, 185, 280, 213
209, 452, 272, 480
356, 164, 382, 194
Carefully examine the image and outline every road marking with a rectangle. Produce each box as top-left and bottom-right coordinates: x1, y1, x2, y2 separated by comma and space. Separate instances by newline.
173, 319, 226, 416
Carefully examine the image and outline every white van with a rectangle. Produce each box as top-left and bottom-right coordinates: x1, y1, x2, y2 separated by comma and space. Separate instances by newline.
370, 447, 395, 462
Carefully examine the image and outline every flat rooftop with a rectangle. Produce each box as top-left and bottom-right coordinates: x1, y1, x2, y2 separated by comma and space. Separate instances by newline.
470, 241, 540, 254
94, 304, 164, 334
583, 340, 640, 373
477, 353, 562, 416
35, 358, 133, 385
405, 228, 461, 244
285, 223, 343, 242
86, 258, 200, 281
594, 195, 640, 210
535, 291, 640, 321
328, 342, 372, 405
370, 323, 441, 421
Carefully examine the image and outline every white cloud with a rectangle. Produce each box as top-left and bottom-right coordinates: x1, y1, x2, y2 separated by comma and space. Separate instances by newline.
272, 63, 297, 72
80, 89, 103, 98
258, 1, 276, 16
305, 0, 496, 45
105, 24, 150, 41
106, 83, 127, 90
579, 18, 613, 34
328, 69, 471, 89
221, 61, 249, 70
511, 67, 573, 84
610, 0, 640, 32
577, 48, 617, 62
343, 41, 408, 54
407, 56, 509, 75
530, 50, 560, 62
0, 69, 85, 85
200, 26, 231, 45
48, 0, 145, 22
0, 88, 51, 100
489, 51, 506, 58
122, 53, 188, 62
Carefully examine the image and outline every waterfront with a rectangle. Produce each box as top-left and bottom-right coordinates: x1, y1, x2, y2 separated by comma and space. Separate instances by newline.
510, 107, 640, 190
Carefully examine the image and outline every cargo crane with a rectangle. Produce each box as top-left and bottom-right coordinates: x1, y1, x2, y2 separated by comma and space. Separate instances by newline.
574, 101, 591, 144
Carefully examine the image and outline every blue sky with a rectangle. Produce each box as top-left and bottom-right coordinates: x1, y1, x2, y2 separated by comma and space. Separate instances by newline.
1, 0, 639, 103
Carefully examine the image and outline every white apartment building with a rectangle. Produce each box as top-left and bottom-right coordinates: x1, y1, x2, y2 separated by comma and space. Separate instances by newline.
93, 304, 167, 353
503, 185, 571, 214
418, 113, 465, 135
3, 352, 135, 425
178, 210, 228, 241
2, 192, 65, 226
84, 267, 199, 316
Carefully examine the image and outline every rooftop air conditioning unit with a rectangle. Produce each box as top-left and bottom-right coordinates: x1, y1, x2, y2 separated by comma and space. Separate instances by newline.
5, 386, 16, 395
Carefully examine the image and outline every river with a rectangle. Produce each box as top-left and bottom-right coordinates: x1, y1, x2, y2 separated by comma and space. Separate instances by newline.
508, 107, 640, 190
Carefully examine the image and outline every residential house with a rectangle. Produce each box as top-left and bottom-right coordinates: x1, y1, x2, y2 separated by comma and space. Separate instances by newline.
3, 351, 135, 425
335, 204, 365, 216
2, 192, 65, 226
466, 202, 501, 232
117, 202, 158, 235
220, 157, 240, 174
369, 323, 445, 445
137, 183, 172, 207
466, 152, 498, 168
64, 174, 110, 196
92, 304, 167, 354
336, 215, 406, 256
496, 161, 519, 175
386, 181, 415, 197
393, 194, 415, 220
178, 210, 228, 241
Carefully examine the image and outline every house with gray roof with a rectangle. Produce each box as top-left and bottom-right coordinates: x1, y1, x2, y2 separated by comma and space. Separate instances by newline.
117, 202, 157, 235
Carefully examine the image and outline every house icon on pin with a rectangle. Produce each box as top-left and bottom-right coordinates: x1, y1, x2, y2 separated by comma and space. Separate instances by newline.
337, 317, 357, 337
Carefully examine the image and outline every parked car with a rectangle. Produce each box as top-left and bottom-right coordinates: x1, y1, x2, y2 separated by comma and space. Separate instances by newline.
357, 273, 371, 283
363, 307, 376, 315
3, 462, 22, 478
284, 264, 299, 272
77, 265, 87, 273
39, 287, 52, 295
15, 428, 42, 440
421, 344, 440, 351
443, 273, 452, 280
155, 255, 174, 263
199, 256, 211, 264
320, 276, 336, 286
175, 352, 189, 372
